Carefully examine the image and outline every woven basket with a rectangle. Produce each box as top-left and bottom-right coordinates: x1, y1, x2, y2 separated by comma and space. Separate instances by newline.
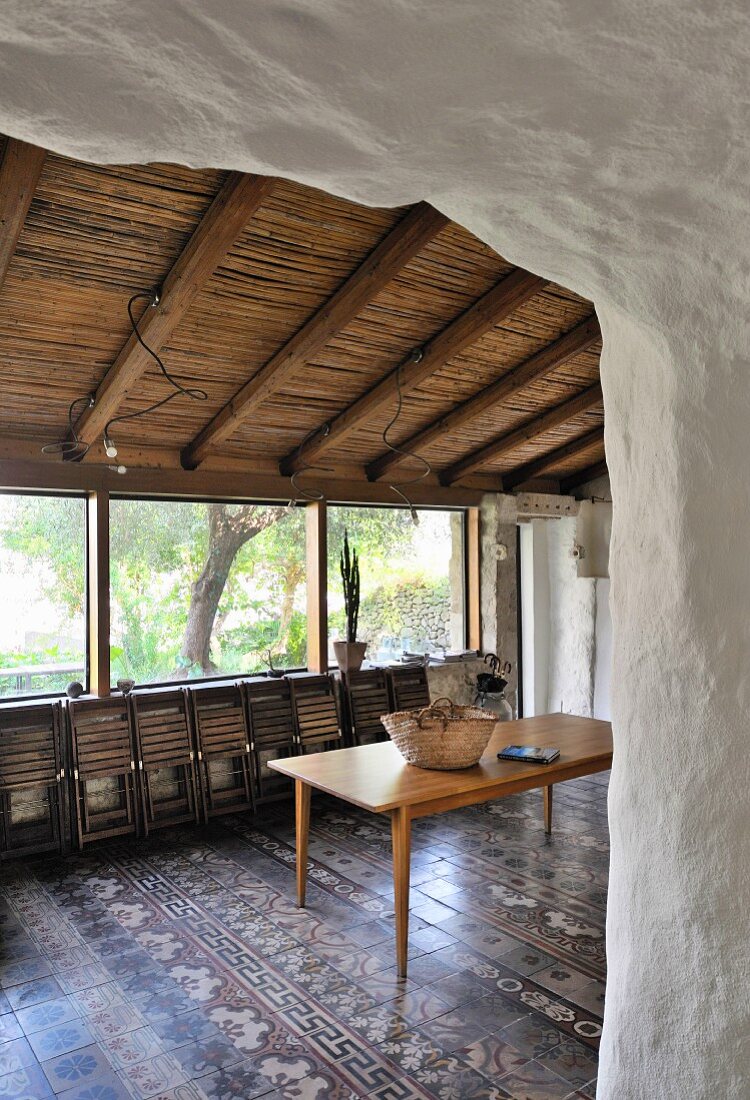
381, 696, 497, 770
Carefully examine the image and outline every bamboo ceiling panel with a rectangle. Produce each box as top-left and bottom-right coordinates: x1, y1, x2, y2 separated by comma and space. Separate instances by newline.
543, 437, 607, 478
0, 137, 605, 489
109, 180, 404, 446
481, 405, 606, 474
317, 350, 599, 471
225, 223, 516, 453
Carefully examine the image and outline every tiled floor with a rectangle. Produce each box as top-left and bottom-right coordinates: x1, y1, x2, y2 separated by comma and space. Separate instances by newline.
0, 772, 609, 1099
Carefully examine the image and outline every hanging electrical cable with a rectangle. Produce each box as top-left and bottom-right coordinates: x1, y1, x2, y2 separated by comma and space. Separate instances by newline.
381, 347, 432, 525
102, 291, 208, 458
287, 423, 334, 507
43, 290, 209, 470
41, 394, 95, 461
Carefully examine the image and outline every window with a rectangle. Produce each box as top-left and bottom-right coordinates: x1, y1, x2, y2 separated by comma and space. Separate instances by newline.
0, 492, 87, 697
327, 506, 465, 663
109, 499, 307, 685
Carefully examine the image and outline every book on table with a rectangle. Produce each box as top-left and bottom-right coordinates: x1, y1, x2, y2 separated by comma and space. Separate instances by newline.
497, 745, 560, 764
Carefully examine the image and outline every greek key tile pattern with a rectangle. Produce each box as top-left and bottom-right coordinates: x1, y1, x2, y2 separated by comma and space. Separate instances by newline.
0, 772, 609, 1098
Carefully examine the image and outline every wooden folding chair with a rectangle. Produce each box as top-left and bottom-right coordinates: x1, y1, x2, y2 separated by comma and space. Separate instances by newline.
190, 683, 255, 820
388, 664, 431, 712
67, 696, 138, 849
242, 677, 299, 802
289, 673, 343, 754
342, 668, 391, 746
131, 690, 200, 836
0, 701, 65, 859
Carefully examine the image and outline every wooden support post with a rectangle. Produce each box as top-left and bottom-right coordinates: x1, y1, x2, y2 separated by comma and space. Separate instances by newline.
306, 500, 328, 673
87, 490, 110, 697
466, 508, 481, 651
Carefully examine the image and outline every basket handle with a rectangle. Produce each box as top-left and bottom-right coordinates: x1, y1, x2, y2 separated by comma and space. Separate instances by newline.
416, 697, 455, 730
415, 704, 444, 730
431, 696, 456, 714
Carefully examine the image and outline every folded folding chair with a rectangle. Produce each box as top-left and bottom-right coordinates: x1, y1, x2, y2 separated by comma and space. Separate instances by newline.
67, 696, 138, 849
131, 689, 200, 836
289, 673, 343, 753
242, 677, 299, 802
342, 668, 391, 746
0, 701, 66, 858
190, 683, 255, 820
388, 664, 431, 712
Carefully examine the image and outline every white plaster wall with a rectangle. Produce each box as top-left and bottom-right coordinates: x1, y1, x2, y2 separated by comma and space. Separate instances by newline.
1, 5, 749, 1095
546, 517, 597, 716
520, 520, 551, 717
593, 579, 612, 721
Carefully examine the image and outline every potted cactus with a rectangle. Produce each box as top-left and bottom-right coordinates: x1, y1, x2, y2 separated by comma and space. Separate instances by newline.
333, 531, 367, 673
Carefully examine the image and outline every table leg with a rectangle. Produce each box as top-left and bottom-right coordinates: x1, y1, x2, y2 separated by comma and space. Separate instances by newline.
295, 779, 311, 907
544, 784, 553, 835
391, 806, 411, 978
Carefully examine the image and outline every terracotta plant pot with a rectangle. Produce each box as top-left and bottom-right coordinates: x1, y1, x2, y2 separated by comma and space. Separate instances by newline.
333, 640, 367, 673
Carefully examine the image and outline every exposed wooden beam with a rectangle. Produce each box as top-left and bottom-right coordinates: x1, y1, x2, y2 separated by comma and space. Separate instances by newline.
74, 172, 276, 447
441, 382, 603, 485
560, 459, 609, 493
306, 501, 329, 673
0, 138, 46, 292
504, 427, 605, 489
181, 202, 451, 469
0, 456, 488, 507
281, 267, 547, 475
366, 315, 600, 481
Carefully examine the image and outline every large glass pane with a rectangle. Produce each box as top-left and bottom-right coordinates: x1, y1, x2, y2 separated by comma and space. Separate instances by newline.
110, 500, 307, 684
327, 506, 465, 663
0, 493, 87, 697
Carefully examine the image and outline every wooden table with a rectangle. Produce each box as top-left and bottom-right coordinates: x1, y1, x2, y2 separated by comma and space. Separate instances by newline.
269, 713, 613, 977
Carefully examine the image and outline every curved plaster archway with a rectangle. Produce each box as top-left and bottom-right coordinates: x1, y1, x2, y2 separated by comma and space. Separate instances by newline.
1, 4, 749, 1096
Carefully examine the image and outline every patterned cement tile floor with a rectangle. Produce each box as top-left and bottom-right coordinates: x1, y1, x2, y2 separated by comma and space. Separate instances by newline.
0, 771, 609, 1100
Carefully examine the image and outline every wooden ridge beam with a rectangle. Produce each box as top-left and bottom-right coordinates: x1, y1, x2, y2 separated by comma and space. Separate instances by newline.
560, 459, 609, 493
0, 455, 488, 508
441, 382, 603, 485
281, 267, 547, 475
366, 315, 600, 482
74, 172, 276, 448
504, 427, 605, 489
0, 138, 46, 292
181, 202, 450, 469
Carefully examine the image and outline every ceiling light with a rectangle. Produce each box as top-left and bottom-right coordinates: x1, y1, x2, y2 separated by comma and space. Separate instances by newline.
103, 433, 117, 458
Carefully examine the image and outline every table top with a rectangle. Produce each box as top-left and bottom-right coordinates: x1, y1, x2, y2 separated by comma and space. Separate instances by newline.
269, 713, 613, 813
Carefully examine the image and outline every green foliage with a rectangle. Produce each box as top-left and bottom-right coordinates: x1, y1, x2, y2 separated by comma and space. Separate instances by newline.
0, 493, 451, 691
0, 644, 83, 698
1, 495, 86, 617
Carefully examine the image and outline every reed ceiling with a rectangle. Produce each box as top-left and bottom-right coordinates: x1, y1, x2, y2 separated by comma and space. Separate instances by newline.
0, 134, 605, 497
